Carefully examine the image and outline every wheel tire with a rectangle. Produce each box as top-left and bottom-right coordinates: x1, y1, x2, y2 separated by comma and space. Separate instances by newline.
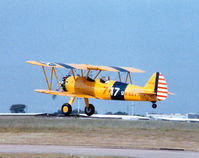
61, 103, 72, 116
85, 104, 95, 116
152, 103, 157, 109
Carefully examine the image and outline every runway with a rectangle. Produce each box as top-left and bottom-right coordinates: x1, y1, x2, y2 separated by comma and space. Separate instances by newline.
0, 145, 199, 158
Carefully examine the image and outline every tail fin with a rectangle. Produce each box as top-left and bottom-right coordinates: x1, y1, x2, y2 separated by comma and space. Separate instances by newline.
145, 72, 168, 101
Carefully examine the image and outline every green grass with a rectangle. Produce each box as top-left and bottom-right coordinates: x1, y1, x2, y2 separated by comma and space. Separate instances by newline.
0, 116, 199, 132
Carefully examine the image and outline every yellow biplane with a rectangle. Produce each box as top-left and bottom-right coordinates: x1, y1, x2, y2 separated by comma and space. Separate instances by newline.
27, 61, 170, 116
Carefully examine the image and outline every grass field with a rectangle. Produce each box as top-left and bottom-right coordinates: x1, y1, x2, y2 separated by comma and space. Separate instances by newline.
0, 116, 199, 151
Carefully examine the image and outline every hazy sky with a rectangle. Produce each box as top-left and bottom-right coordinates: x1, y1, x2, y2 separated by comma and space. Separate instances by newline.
0, 0, 199, 114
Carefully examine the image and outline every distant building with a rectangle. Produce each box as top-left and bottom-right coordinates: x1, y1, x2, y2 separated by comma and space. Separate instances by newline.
10, 104, 26, 113
187, 113, 199, 119
146, 113, 187, 120
146, 113, 199, 122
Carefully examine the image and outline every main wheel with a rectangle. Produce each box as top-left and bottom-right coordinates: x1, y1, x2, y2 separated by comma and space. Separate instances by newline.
85, 104, 95, 116
61, 103, 72, 116
152, 103, 157, 109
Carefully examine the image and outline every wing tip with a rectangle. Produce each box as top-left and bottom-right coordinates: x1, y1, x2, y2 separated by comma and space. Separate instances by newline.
26, 60, 34, 64
138, 70, 145, 73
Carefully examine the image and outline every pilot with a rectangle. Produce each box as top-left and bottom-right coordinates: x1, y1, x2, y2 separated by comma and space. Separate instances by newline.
105, 76, 110, 83
100, 76, 110, 83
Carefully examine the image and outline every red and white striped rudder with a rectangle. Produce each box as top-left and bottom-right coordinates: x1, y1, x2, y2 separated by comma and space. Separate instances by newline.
156, 73, 168, 101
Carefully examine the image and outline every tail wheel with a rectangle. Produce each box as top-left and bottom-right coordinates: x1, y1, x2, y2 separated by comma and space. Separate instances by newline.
61, 103, 72, 116
152, 103, 157, 109
85, 104, 95, 116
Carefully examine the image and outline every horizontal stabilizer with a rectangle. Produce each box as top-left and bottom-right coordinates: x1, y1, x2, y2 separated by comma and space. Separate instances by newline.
134, 89, 155, 95
168, 92, 175, 95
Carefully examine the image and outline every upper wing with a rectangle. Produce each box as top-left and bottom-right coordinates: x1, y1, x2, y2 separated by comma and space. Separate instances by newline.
26, 60, 144, 73
35, 89, 96, 98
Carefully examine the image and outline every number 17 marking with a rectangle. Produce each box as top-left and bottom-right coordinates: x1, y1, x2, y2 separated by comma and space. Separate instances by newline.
111, 87, 120, 96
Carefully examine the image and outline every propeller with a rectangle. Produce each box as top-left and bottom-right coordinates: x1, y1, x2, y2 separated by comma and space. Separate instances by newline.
52, 88, 59, 100
52, 94, 57, 100
51, 75, 70, 100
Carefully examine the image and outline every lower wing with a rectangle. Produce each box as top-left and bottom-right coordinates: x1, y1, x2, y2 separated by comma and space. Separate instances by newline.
34, 89, 96, 98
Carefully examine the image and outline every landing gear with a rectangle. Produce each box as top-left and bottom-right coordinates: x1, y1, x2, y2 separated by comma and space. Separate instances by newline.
61, 97, 95, 116
85, 104, 95, 116
61, 103, 72, 116
152, 103, 157, 109
61, 97, 75, 116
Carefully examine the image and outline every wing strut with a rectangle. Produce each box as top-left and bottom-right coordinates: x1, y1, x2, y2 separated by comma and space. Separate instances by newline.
42, 66, 50, 89
118, 72, 121, 82
129, 72, 132, 84
50, 67, 54, 90
86, 70, 90, 78
41, 66, 61, 92
81, 69, 84, 78
125, 72, 129, 83
94, 70, 101, 80
71, 69, 75, 79
53, 68, 61, 92
124, 72, 132, 84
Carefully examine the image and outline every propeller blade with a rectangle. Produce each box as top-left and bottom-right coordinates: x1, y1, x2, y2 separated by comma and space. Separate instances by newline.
52, 95, 57, 100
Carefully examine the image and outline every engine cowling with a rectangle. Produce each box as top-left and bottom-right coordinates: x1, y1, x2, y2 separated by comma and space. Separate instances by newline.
60, 75, 70, 91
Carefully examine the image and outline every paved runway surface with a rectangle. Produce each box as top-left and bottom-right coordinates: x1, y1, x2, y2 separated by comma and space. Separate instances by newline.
0, 144, 199, 158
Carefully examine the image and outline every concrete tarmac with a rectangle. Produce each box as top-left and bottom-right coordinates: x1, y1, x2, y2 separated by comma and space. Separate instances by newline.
0, 144, 199, 158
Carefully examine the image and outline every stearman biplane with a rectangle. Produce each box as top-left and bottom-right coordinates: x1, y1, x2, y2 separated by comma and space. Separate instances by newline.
27, 61, 172, 116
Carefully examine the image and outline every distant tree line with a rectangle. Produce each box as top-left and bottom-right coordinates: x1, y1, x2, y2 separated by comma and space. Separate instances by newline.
9, 104, 128, 116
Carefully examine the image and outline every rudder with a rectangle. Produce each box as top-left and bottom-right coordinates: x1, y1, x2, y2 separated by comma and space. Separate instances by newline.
145, 72, 168, 101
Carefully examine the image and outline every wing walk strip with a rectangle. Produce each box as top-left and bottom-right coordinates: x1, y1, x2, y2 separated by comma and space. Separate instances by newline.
110, 66, 128, 72
55, 63, 74, 69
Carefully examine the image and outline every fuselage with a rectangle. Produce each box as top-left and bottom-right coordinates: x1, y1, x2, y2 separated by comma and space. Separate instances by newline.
64, 76, 157, 102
